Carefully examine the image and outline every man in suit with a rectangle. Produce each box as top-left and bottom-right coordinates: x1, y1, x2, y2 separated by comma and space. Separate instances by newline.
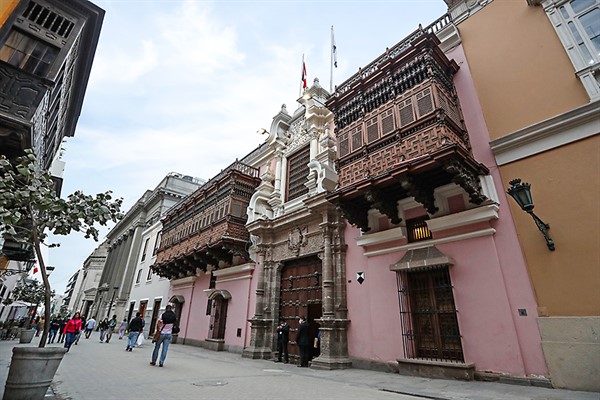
296, 316, 310, 367
275, 318, 290, 363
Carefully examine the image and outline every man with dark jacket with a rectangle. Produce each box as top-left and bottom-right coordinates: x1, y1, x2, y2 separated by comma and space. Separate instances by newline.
296, 316, 310, 367
275, 318, 290, 363
126, 312, 144, 351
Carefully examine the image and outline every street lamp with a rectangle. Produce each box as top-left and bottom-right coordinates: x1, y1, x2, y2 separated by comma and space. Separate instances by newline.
106, 285, 119, 318
507, 179, 555, 251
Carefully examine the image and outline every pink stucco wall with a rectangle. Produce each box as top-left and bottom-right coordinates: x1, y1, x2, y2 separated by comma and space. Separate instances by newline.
169, 267, 257, 351
449, 44, 547, 376
345, 224, 405, 363
217, 274, 254, 348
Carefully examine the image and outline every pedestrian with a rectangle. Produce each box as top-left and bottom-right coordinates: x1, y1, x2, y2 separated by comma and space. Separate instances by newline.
274, 318, 290, 363
118, 318, 128, 339
35, 317, 44, 337
63, 312, 82, 352
313, 324, 321, 359
126, 312, 144, 351
57, 316, 67, 343
85, 316, 96, 338
48, 317, 60, 343
99, 318, 109, 342
296, 316, 310, 367
74, 315, 85, 345
150, 305, 178, 367
106, 315, 118, 343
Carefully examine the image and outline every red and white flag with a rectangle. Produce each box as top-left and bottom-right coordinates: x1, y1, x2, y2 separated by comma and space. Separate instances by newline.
301, 60, 307, 90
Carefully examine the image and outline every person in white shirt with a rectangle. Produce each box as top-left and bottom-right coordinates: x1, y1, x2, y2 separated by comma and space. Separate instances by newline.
84, 317, 96, 339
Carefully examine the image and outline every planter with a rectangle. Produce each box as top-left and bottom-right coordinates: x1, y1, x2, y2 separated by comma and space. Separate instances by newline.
19, 329, 35, 344
3, 347, 67, 400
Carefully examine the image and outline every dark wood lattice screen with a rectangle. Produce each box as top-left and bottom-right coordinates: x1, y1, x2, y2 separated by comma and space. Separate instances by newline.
397, 266, 464, 363
286, 146, 310, 201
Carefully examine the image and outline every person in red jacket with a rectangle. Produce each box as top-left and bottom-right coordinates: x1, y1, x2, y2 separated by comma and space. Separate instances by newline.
64, 312, 82, 351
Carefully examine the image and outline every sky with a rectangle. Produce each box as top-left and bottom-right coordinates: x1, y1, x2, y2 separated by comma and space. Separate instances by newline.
46, 0, 447, 293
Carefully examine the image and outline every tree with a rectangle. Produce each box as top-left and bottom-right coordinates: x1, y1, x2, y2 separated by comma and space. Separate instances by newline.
0, 149, 123, 347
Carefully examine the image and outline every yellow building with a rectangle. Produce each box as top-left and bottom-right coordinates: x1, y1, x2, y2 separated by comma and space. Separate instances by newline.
443, 0, 599, 392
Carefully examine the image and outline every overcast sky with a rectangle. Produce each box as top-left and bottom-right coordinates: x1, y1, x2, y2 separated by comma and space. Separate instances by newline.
46, 0, 447, 294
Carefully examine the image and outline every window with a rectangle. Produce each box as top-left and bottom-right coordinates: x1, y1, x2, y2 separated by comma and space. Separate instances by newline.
135, 269, 143, 284
397, 266, 463, 362
147, 265, 153, 281
286, 146, 310, 201
543, 0, 600, 99
140, 238, 150, 262
406, 216, 432, 242
0, 29, 58, 77
152, 232, 162, 256
560, 0, 600, 65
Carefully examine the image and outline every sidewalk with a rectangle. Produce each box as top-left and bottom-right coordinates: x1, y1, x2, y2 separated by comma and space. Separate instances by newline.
1, 335, 598, 400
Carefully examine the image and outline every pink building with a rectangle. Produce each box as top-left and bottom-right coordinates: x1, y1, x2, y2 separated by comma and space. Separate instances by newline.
153, 13, 549, 385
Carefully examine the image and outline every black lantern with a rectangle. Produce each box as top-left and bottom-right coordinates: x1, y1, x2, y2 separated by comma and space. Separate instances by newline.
507, 179, 555, 251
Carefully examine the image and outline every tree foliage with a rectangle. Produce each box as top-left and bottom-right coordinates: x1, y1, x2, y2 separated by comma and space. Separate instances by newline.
2, 279, 53, 307
0, 149, 123, 346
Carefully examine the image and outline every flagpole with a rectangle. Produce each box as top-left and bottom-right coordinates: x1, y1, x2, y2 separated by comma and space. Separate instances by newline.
330, 26, 334, 93
300, 54, 304, 98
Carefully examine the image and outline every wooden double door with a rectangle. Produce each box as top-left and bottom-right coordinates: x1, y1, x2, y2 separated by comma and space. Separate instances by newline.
279, 256, 322, 359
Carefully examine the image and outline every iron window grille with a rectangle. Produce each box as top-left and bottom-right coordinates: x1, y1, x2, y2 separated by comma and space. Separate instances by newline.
396, 266, 464, 363
406, 216, 432, 242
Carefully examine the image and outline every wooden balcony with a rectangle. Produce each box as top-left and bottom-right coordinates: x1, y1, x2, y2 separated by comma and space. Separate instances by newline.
326, 32, 488, 232
152, 161, 260, 279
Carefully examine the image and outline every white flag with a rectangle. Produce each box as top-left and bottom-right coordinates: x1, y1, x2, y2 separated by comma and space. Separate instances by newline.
332, 27, 338, 68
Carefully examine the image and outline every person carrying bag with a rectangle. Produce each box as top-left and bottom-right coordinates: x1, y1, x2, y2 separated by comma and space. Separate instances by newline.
150, 305, 178, 367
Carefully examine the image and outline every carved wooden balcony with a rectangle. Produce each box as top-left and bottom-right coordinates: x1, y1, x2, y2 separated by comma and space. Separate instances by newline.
152, 161, 260, 279
326, 32, 488, 232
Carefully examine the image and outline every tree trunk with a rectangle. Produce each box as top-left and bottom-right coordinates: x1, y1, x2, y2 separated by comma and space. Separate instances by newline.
31, 225, 50, 348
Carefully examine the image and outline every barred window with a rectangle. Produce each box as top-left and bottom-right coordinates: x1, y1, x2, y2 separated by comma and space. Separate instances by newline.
407, 216, 432, 242
397, 266, 464, 362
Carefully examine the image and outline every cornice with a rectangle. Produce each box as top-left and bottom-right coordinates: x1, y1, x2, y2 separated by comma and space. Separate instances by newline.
363, 228, 496, 257
427, 204, 499, 232
356, 227, 406, 247
212, 263, 255, 277
490, 100, 600, 165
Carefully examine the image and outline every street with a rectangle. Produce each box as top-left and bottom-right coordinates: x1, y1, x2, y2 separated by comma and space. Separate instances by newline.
1, 333, 598, 400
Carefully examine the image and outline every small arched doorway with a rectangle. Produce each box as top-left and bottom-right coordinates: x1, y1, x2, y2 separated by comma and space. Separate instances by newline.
207, 290, 231, 340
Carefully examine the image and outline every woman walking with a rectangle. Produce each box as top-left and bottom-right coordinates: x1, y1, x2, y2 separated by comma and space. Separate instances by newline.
118, 318, 128, 339
63, 312, 82, 352
150, 305, 178, 367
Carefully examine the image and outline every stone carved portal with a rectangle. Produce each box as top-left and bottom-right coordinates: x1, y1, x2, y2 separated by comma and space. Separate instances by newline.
279, 256, 322, 361
242, 196, 351, 370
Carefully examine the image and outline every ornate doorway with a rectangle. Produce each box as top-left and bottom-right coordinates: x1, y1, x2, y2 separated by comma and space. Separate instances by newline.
279, 255, 322, 360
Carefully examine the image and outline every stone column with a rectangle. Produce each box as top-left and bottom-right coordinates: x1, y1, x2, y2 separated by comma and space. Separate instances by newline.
242, 251, 274, 360
312, 211, 351, 370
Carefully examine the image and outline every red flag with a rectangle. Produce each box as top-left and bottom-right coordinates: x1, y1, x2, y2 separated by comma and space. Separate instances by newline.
33, 267, 38, 274
301, 61, 307, 90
